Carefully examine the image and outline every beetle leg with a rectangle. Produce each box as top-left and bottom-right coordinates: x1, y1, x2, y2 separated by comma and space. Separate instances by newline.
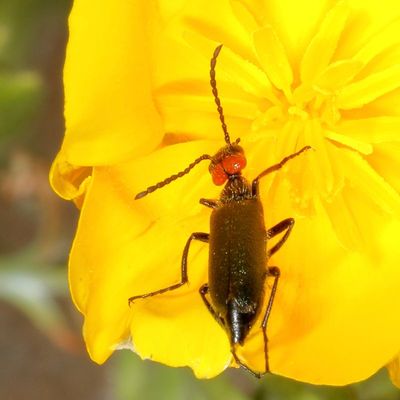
200, 198, 219, 208
266, 218, 294, 257
199, 284, 225, 328
251, 146, 312, 196
260, 266, 280, 374
128, 232, 209, 306
231, 347, 263, 379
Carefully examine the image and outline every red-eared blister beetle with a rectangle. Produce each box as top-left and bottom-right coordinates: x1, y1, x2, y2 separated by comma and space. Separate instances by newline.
129, 45, 311, 377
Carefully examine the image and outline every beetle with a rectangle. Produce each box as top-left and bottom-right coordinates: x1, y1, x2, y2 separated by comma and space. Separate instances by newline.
129, 45, 311, 377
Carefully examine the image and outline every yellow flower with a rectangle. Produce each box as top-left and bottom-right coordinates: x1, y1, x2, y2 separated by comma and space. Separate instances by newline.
51, 0, 400, 385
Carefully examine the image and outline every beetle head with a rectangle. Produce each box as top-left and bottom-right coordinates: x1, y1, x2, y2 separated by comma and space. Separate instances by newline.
208, 140, 247, 186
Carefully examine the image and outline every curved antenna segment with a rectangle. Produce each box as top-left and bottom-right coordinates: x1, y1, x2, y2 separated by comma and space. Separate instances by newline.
135, 154, 212, 199
210, 45, 231, 144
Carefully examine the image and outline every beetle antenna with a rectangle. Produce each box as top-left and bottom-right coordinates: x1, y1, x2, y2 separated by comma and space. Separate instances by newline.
210, 44, 231, 145
135, 154, 212, 199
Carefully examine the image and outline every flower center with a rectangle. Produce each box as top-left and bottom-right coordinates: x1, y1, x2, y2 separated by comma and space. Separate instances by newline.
253, 82, 341, 132
251, 81, 347, 214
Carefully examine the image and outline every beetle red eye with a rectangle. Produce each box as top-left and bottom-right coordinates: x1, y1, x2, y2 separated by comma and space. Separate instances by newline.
211, 163, 228, 185
221, 154, 247, 174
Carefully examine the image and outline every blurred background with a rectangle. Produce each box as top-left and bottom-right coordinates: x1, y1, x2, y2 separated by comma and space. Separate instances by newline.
0, 1, 399, 399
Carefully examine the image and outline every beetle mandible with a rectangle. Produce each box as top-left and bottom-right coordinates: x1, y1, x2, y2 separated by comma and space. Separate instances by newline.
129, 45, 311, 377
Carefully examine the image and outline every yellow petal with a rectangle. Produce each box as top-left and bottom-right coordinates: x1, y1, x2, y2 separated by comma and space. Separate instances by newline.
335, 116, 400, 143
313, 59, 364, 94
275, 121, 303, 164
229, 0, 259, 34
70, 142, 222, 365
241, 189, 400, 384
183, 30, 277, 102
155, 79, 258, 141
353, 17, 400, 66
339, 150, 400, 216
335, 0, 400, 61
367, 142, 400, 194
219, 46, 280, 105
254, 26, 293, 98
131, 291, 231, 378
337, 65, 400, 109
181, 0, 252, 55
49, 150, 91, 206
239, 0, 336, 64
325, 130, 373, 154
69, 163, 159, 362
323, 150, 400, 250
307, 121, 336, 196
63, 1, 163, 166
301, 1, 350, 83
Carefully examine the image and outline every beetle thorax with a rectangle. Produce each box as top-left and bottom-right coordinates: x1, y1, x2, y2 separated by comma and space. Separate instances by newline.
220, 175, 252, 202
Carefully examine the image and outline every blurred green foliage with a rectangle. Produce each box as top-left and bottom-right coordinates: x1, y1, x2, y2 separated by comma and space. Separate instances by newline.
108, 350, 400, 400
0, 70, 42, 143
0, 250, 68, 339
0, 0, 71, 324
111, 351, 250, 400
0, 0, 70, 161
